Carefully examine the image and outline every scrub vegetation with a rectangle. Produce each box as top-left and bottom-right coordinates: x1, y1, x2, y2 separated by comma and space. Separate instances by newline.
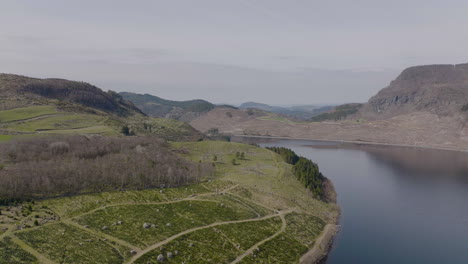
0, 141, 337, 264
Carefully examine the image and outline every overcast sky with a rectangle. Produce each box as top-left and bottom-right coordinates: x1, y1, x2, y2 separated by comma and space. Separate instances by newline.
1, 0, 468, 105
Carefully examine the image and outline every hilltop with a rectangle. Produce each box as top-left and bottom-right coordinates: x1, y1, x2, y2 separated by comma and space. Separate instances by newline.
0, 74, 202, 141
239, 102, 333, 120
120, 92, 215, 122
358, 63, 468, 120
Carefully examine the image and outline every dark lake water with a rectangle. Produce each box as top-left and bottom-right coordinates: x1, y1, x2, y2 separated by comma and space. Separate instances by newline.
242, 138, 468, 264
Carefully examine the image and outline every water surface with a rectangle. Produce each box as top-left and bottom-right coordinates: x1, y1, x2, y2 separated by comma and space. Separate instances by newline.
251, 138, 468, 264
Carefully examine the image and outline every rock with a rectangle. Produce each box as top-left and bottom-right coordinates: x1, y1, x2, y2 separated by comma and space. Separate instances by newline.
188, 242, 194, 247
130, 249, 137, 255
102, 226, 109, 230
174, 250, 178, 255
166, 223, 171, 227
157, 254, 165, 262
151, 224, 157, 228
83, 225, 89, 228
167, 252, 174, 258
117, 221, 123, 225
143, 223, 151, 229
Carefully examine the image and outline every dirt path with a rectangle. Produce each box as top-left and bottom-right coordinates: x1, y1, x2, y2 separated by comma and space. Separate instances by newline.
0, 224, 14, 240
10, 235, 57, 264
299, 224, 339, 264
68, 185, 239, 220
1, 113, 64, 124
229, 211, 288, 264
62, 219, 141, 251
126, 209, 291, 264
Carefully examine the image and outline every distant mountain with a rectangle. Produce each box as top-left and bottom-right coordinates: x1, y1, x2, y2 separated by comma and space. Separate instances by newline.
358, 63, 468, 120
190, 63, 468, 151
310, 103, 363, 122
239, 102, 333, 120
120, 92, 215, 122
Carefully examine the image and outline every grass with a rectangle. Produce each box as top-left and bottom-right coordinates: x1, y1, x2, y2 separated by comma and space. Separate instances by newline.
172, 141, 338, 222
4, 113, 107, 132
135, 226, 240, 264
74, 200, 258, 248
0, 141, 336, 264
239, 233, 308, 264
284, 212, 326, 247
40, 125, 117, 135
0, 105, 58, 123
215, 216, 282, 251
41, 183, 212, 219
0, 237, 39, 264
0, 134, 13, 142
257, 114, 299, 124
15, 223, 128, 264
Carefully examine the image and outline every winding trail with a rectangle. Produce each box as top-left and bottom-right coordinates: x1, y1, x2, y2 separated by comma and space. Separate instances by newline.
230, 210, 288, 264
10, 235, 57, 264
126, 209, 291, 264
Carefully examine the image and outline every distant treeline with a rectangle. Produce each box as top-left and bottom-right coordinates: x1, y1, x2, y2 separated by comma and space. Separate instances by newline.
0, 136, 213, 201
267, 146, 326, 200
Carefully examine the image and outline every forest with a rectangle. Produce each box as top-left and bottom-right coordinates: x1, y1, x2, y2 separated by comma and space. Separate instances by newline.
0, 136, 213, 202
266, 146, 326, 200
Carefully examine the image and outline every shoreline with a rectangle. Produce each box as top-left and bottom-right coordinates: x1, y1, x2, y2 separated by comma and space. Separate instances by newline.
234, 134, 467, 263
300, 224, 340, 264
232, 134, 468, 153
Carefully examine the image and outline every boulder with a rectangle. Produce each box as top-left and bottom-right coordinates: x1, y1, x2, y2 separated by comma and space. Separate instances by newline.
143, 223, 151, 229
157, 254, 165, 262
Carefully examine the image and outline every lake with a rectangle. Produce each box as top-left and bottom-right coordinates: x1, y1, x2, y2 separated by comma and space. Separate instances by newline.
237, 137, 468, 264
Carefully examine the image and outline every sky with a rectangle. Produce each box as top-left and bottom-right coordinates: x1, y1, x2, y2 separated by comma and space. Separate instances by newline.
1, 0, 468, 105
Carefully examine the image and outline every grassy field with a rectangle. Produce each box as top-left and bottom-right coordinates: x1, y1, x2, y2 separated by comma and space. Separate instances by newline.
0, 105, 58, 123
134, 217, 282, 264
0, 141, 337, 264
16, 223, 128, 264
0, 134, 13, 142
0, 237, 39, 264
4, 113, 107, 132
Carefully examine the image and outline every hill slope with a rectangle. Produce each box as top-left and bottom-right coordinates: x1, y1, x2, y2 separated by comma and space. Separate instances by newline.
120, 92, 215, 122
359, 63, 468, 120
191, 63, 468, 151
239, 102, 333, 120
0, 74, 202, 141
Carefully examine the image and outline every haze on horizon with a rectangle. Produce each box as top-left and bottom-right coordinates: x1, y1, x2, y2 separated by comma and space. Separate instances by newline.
1, 0, 468, 105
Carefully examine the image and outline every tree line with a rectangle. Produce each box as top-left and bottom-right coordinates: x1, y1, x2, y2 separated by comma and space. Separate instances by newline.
266, 146, 326, 200
0, 135, 213, 201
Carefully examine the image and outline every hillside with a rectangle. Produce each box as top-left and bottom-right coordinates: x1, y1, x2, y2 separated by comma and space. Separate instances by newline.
358, 63, 468, 120
0, 141, 338, 264
120, 92, 215, 122
239, 102, 333, 120
0, 74, 202, 141
191, 63, 468, 151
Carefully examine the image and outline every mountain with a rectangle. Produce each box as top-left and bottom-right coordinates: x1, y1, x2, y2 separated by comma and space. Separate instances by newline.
358, 63, 468, 120
239, 102, 333, 120
120, 92, 215, 122
190, 63, 468, 151
0, 74, 203, 141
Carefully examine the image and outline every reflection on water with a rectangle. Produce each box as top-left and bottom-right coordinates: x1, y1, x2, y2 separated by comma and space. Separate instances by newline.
234, 137, 468, 264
